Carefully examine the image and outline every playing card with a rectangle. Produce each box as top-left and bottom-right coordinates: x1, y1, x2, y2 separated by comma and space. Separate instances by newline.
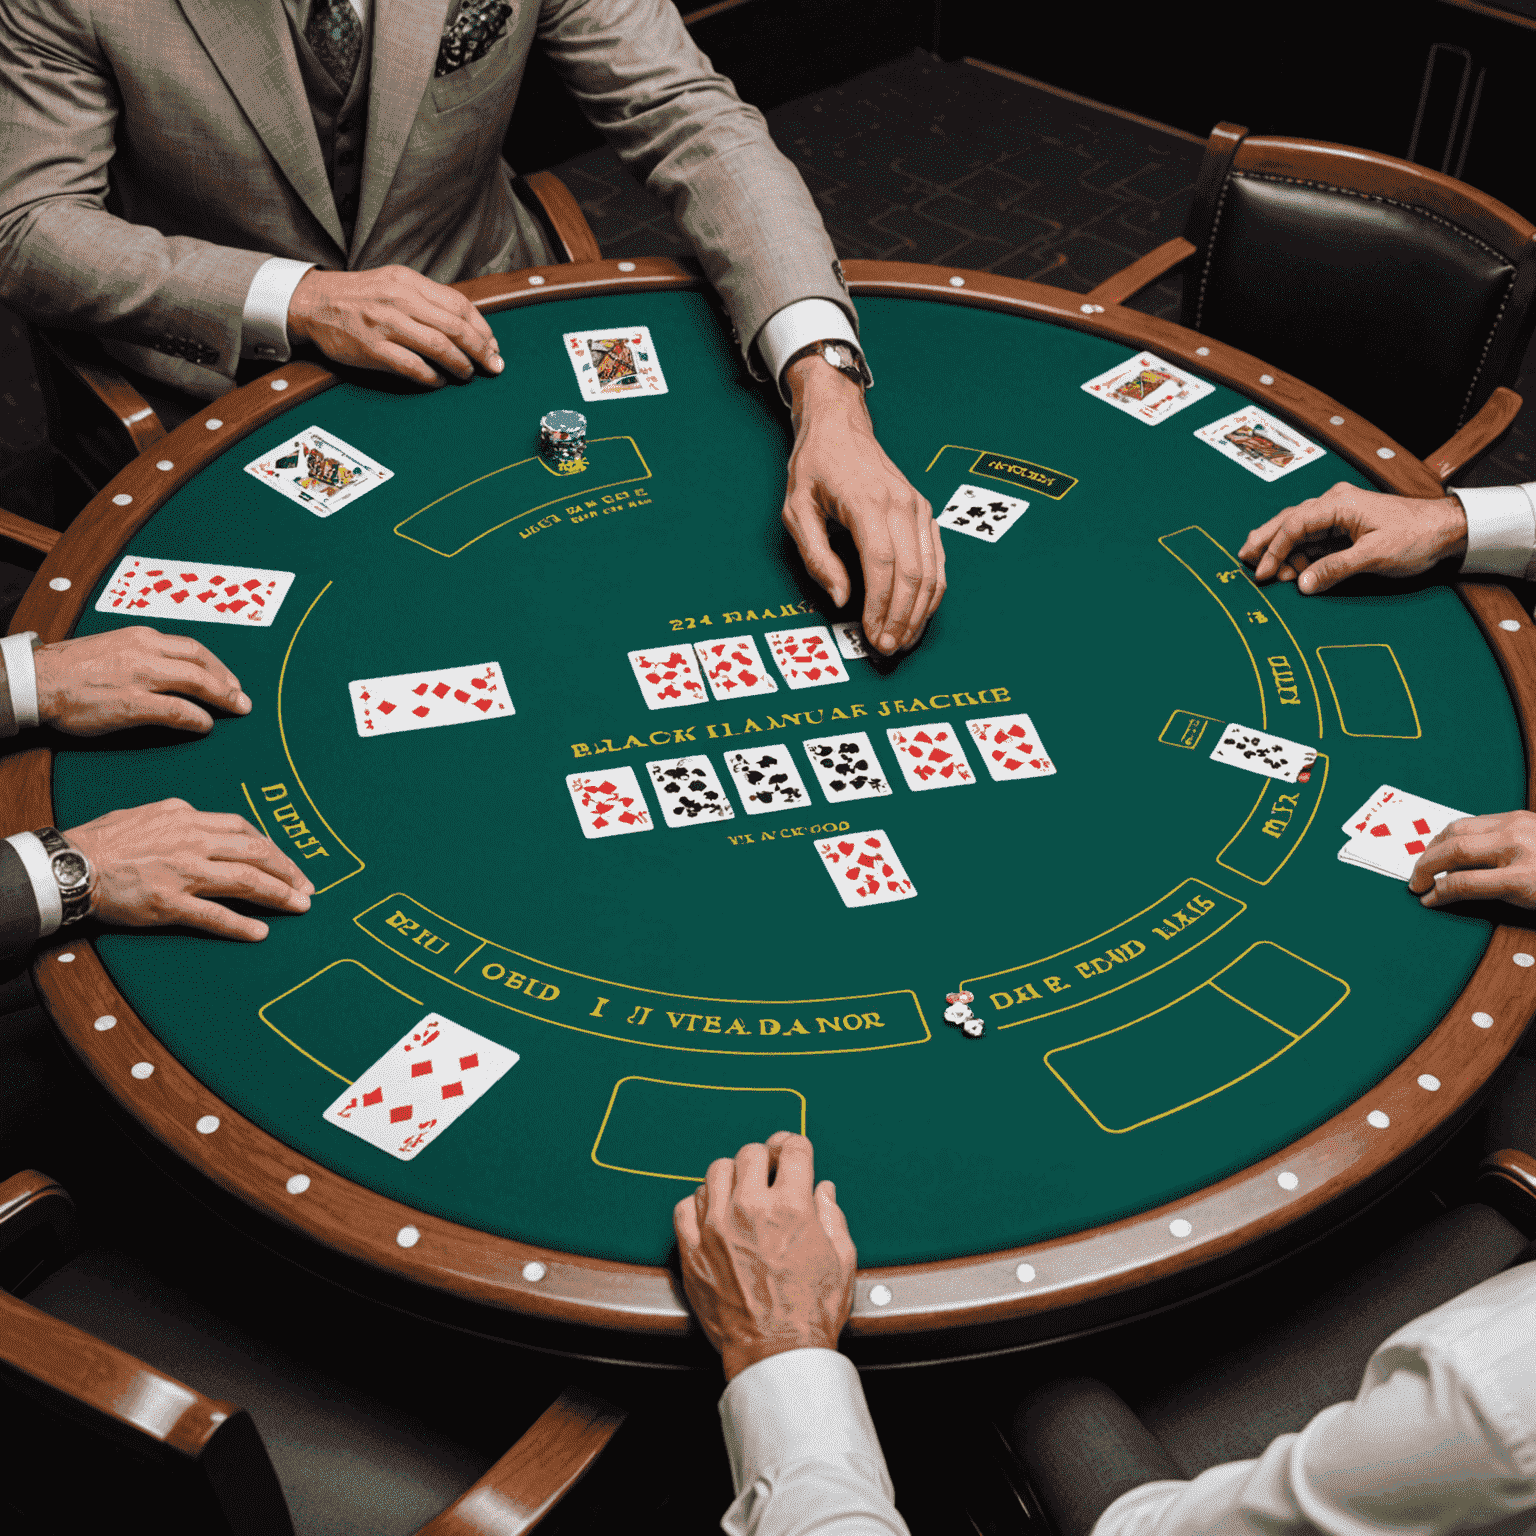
724, 745, 812, 815
244, 425, 393, 515
936, 483, 1030, 542
646, 754, 735, 826
965, 713, 1055, 781
815, 829, 916, 908
567, 766, 653, 838
1342, 789, 1468, 880
765, 626, 848, 689
322, 1013, 518, 1161
693, 635, 778, 701
832, 621, 874, 660
627, 647, 707, 709
802, 732, 892, 802
563, 326, 668, 401
1080, 350, 1216, 424
1194, 407, 1325, 482
348, 662, 511, 737
886, 723, 975, 791
1209, 723, 1317, 784
95, 555, 294, 627
1341, 784, 1402, 837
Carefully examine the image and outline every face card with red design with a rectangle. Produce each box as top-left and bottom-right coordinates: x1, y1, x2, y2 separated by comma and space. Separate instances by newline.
765, 626, 847, 689
563, 326, 668, 401
693, 635, 778, 701
965, 713, 1056, 781
886, 723, 975, 791
815, 829, 917, 908
724, 745, 811, 815
936, 484, 1030, 542
1193, 406, 1325, 482
627, 647, 706, 709
1342, 788, 1467, 880
95, 555, 294, 627
349, 662, 511, 737
322, 1014, 519, 1161
831, 621, 873, 660
646, 754, 735, 827
244, 425, 393, 515
1080, 351, 1215, 424
567, 766, 653, 839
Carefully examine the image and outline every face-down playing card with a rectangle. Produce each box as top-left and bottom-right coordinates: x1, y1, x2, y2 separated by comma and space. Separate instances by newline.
244, 425, 393, 515
567, 766, 653, 839
1193, 407, 1325, 482
965, 713, 1055, 781
725, 745, 812, 814
322, 1014, 519, 1161
815, 830, 916, 908
563, 326, 668, 400
936, 484, 1029, 542
1080, 350, 1215, 424
693, 635, 778, 700
349, 662, 511, 737
765, 626, 848, 689
886, 723, 975, 790
646, 755, 735, 826
627, 647, 707, 709
802, 732, 892, 802
96, 555, 295, 627
1209, 723, 1317, 784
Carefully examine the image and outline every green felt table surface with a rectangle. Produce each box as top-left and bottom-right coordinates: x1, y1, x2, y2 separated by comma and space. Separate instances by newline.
52, 291, 1522, 1268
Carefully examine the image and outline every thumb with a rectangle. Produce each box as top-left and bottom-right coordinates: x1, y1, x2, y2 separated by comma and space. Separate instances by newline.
784, 496, 850, 608
815, 1180, 856, 1267
1296, 542, 1375, 594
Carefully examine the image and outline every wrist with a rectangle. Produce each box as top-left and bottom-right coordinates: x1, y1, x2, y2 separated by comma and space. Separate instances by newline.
786, 354, 868, 433
1440, 493, 1471, 560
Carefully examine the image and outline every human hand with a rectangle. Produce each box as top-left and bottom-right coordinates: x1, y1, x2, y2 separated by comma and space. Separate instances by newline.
1238, 484, 1466, 594
673, 1130, 857, 1380
66, 800, 314, 942
1409, 810, 1536, 909
33, 628, 250, 737
781, 357, 945, 655
287, 267, 503, 387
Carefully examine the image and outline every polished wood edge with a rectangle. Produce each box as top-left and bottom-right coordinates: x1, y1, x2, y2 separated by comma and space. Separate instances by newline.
1442, 0, 1536, 30
35, 330, 167, 452
1086, 238, 1195, 305
523, 172, 602, 265
1428, 386, 1523, 481
959, 57, 1206, 145
1475, 1146, 1536, 1234
11, 260, 1531, 1346
0, 508, 60, 556
415, 1387, 626, 1536
680, 0, 755, 23
0, 1170, 78, 1261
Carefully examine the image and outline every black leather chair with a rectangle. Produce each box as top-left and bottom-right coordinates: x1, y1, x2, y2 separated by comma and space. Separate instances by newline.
1090, 124, 1536, 477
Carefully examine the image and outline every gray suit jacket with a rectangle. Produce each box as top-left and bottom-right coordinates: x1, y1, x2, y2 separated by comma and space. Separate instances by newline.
0, 0, 849, 398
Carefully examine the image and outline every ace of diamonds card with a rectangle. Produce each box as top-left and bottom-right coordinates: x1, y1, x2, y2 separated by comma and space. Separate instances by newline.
1081, 350, 1214, 424
563, 326, 668, 401
244, 425, 393, 515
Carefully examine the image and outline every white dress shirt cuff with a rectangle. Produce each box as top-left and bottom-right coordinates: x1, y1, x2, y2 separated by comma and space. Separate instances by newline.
0, 631, 40, 731
241, 257, 315, 363
5, 831, 61, 939
1456, 483, 1536, 580
756, 298, 865, 404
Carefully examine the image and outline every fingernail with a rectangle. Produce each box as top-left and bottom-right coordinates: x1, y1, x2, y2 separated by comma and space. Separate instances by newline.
253, 923, 270, 940
236, 692, 252, 713
292, 893, 311, 911
490, 355, 504, 374
303, 880, 316, 894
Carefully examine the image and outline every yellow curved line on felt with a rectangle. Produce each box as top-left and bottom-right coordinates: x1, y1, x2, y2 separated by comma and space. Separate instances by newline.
1315, 644, 1422, 738
590, 1077, 808, 1182
1043, 941, 1350, 1133
1158, 527, 1325, 739
275, 582, 365, 894
257, 959, 423, 1083
392, 436, 652, 557
1216, 752, 1329, 886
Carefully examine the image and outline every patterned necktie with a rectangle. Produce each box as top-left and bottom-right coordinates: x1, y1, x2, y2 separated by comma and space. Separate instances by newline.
305, 0, 363, 95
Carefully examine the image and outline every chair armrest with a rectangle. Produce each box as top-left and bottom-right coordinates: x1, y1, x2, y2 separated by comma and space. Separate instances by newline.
1476, 1146, 1536, 1237
0, 507, 59, 556
414, 1387, 626, 1536
1086, 238, 1196, 306
520, 172, 602, 264
1426, 386, 1523, 483
0, 1170, 78, 1293
32, 329, 166, 454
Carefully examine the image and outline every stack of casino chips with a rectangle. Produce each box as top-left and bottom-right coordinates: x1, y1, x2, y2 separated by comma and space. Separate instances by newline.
944, 990, 984, 1039
539, 410, 588, 474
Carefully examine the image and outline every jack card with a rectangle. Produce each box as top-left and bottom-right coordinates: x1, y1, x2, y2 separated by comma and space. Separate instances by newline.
802, 732, 892, 802
627, 647, 706, 709
724, 745, 812, 815
886, 723, 975, 790
1080, 350, 1215, 425
646, 754, 735, 826
96, 555, 294, 627
965, 713, 1055, 781
936, 484, 1030, 542
815, 829, 916, 908
567, 766, 653, 838
1194, 406, 1325, 482
322, 1014, 519, 1161
244, 425, 393, 515
694, 635, 778, 701
765, 626, 848, 689
349, 662, 511, 737
1209, 723, 1317, 784
563, 326, 667, 401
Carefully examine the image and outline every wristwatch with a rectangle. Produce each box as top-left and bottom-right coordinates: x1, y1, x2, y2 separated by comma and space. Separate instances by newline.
34, 827, 95, 926
785, 338, 873, 390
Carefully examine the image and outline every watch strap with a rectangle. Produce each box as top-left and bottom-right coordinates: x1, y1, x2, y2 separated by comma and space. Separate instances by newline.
784, 338, 872, 390
33, 827, 94, 928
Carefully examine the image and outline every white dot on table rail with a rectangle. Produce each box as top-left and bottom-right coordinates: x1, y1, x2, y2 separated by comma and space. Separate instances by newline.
204, 418, 222, 430
112, 493, 132, 505
130, 1061, 154, 1080
57, 952, 74, 963
617, 261, 636, 271
49, 577, 70, 591
1277, 1171, 1299, 1191
156, 459, 173, 471
1367, 1109, 1390, 1128
93, 1015, 115, 1031
527, 275, 545, 286
196, 1115, 220, 1134
1169, 1218, 1193, 1238
869, 1283, 893, 1305
1195, 346, 1210, 356
1377, 447, 1395, 459
1330, 415, 1345, 425
521, 1261, 547, 1282
286, 1174, 310, 1195
1501, 619, 1522, 631
1259, 374, 1274, 385
270, 378, 289, 391
1417, 1074, 1441, 1091
396, 1225, 421, 1248
1015, 1262, 1036, 1283
1515, 953, 1534, 968
1473, 1011, 1494, 1028
949, 276, 965, 287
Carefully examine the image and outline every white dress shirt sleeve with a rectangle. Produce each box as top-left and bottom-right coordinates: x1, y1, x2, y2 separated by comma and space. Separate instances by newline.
1091, 1260, 1536, 1536
0, 630, 41, 733
1456, 483, 1536, 580
241, 256, 316, 363
4, 831, 61, 938
755, 298, 867, 404
718, 1348, 910, 1536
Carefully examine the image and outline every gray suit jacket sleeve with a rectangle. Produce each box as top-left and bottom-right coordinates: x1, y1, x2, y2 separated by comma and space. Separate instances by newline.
537, 0, 854, 373
0, 0, 265, 377
0, 842, 43, 961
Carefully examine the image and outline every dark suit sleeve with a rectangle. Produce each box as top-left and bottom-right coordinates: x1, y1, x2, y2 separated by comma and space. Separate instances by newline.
0, 841, 42, 960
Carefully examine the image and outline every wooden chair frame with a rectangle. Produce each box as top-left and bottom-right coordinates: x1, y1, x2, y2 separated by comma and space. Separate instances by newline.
1089, 123, 1536, 484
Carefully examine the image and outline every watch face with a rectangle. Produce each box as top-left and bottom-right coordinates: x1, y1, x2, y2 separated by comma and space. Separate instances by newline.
53, 851, 89, 889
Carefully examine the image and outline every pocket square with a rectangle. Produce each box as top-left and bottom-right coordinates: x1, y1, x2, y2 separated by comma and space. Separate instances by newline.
435, 0, 514, 77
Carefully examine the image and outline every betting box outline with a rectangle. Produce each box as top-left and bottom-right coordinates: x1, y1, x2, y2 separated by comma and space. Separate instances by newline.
1315, 644, 1423, 739
921, 443, 1079, 500
590, 1078, 808, 1182
257, 958, 424, 1084
1043, 940, 1350, 1133
393, 435, 653, 557
1216, 752, 1330, 886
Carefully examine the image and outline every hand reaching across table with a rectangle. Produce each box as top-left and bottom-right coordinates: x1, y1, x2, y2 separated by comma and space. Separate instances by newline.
1409, 811, 1536, 909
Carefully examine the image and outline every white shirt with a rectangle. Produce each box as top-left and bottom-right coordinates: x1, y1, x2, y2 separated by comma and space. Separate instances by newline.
1456, 484, 1536, 580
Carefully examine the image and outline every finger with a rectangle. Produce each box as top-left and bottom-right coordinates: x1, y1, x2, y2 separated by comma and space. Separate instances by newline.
1419, 866, 1530, 908
187, 865, 312, 913
770, 1133, 815, 1201
1407, 830, 1509, 891
673, 1190, 702, 1248
814, 1180, 856, 1267
895, 502, 938, 650
415, 292, 503, 375
783, 496, 850, 609
922, 514, 948, 635
147, 636, 248, 712
113, 693, 215, 735
141, 892, 270, 942
1295, 534, 1393, 594
1238, 511, 1286, 563
855, 534, 897, 655
702, 1155, 736, 1220
360, 337, 447, 388
733, 1141, 770, 1194
875, 518, 926, 655
1247, 502, 1346, 581
1424, 815, 1491, 849
205, 835, 312, 889
384, 314, 479, 382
